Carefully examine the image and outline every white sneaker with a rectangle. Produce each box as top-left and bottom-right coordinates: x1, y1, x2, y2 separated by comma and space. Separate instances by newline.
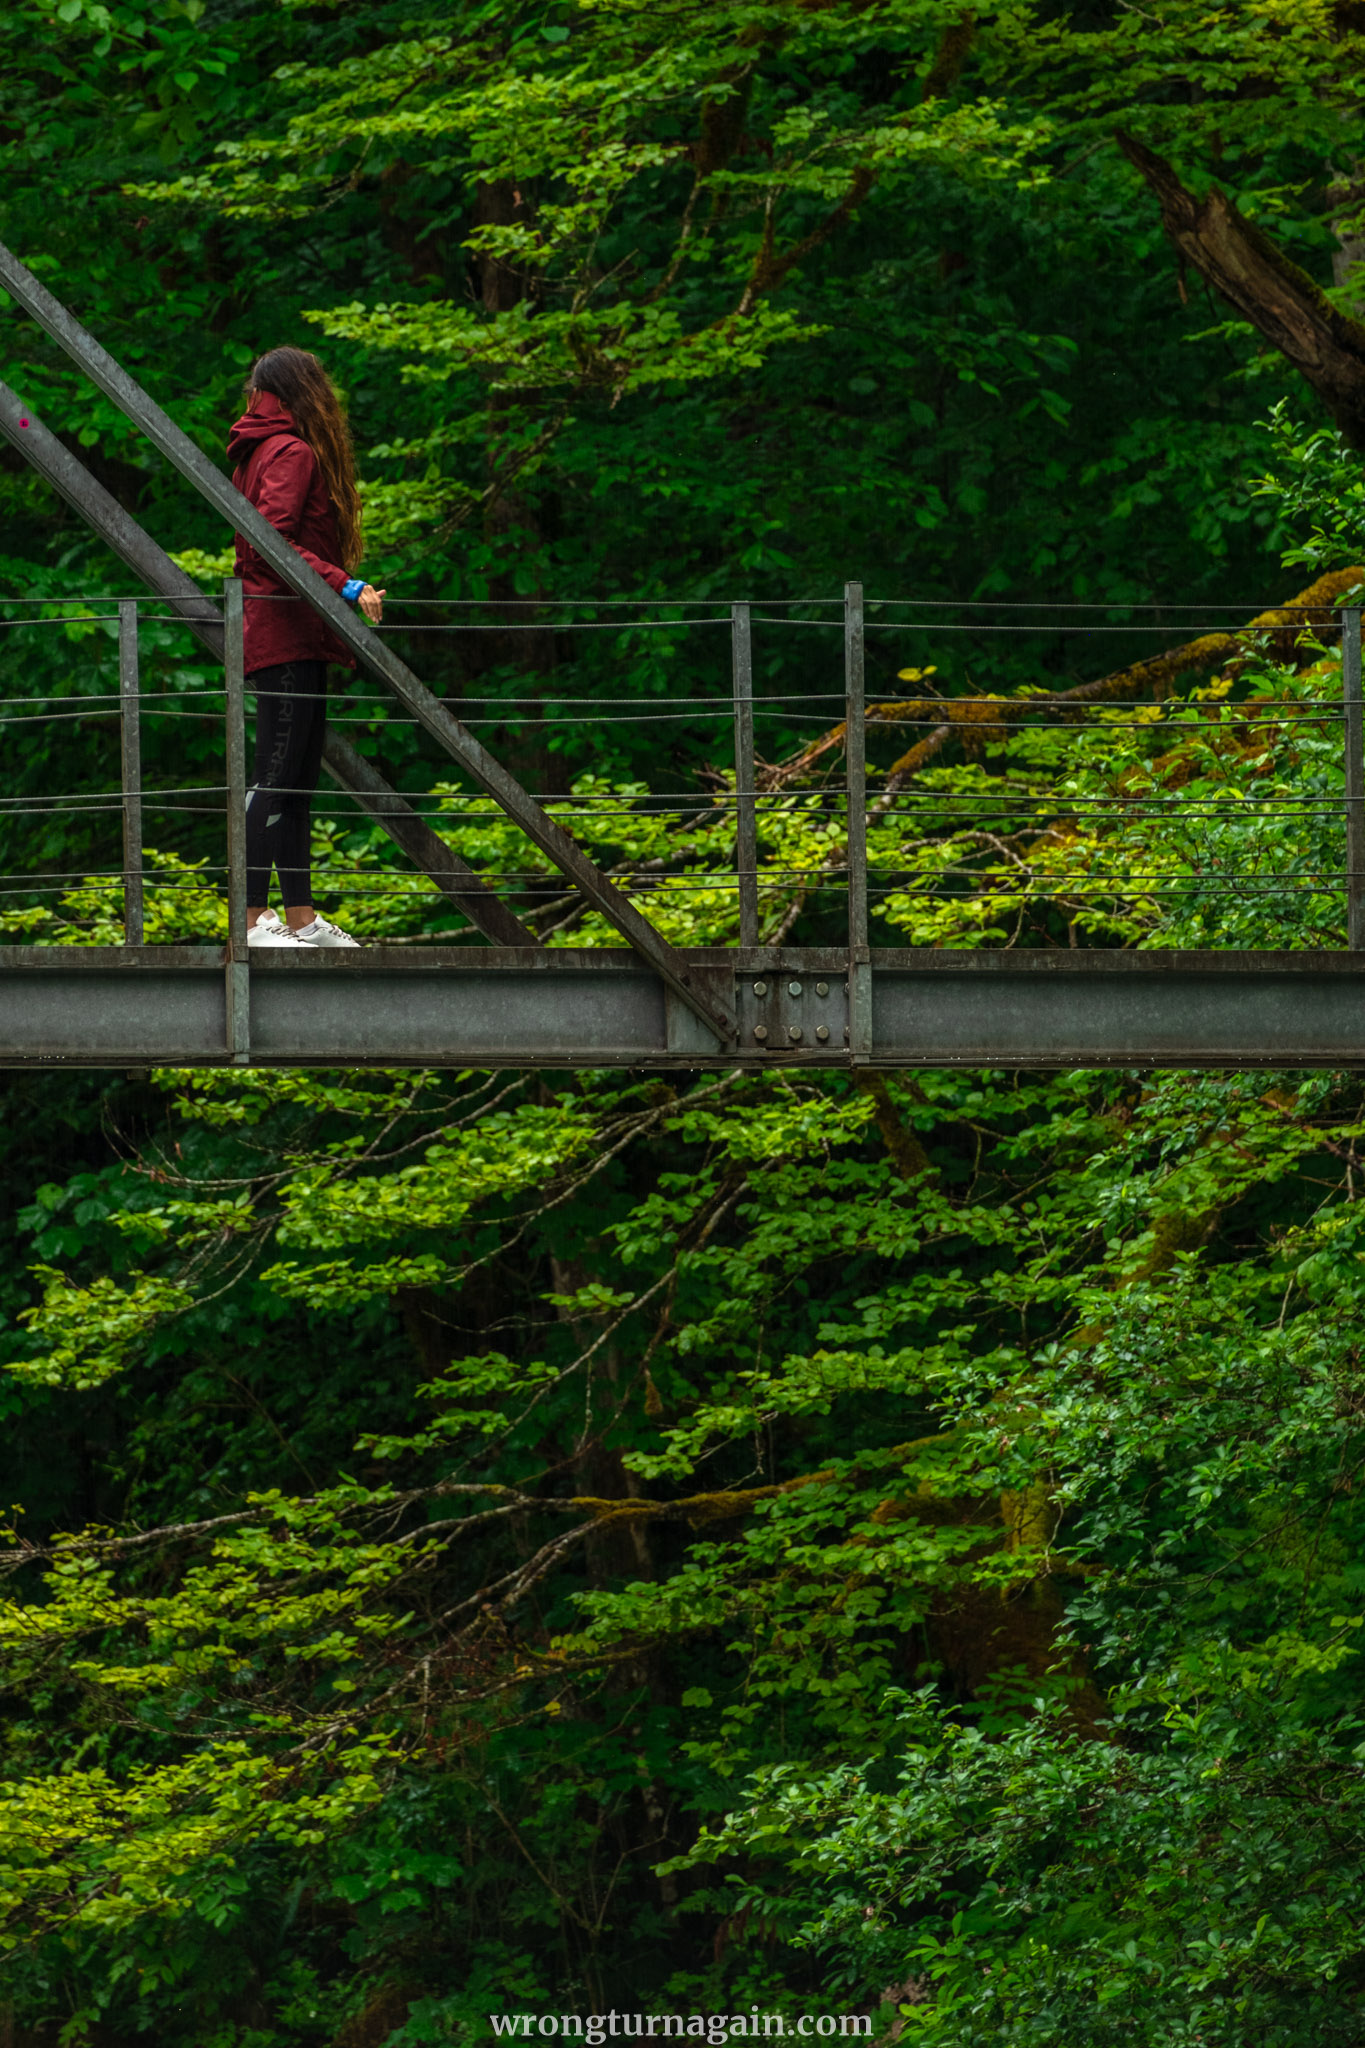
293, 914, 361, 949
247, 910, 316, 949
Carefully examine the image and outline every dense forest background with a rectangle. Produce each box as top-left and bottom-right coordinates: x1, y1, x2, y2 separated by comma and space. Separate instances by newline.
4, 2, 1365, 2042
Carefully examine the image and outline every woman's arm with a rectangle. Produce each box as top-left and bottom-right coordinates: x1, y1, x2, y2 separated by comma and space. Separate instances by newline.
251, 440, 350, 592
246, 438, 385, 621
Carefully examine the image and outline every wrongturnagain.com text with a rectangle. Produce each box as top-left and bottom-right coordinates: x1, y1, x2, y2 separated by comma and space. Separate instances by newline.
489, 2016, 875, 2046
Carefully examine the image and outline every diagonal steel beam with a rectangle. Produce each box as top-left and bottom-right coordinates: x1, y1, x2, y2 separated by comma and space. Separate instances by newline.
316, 730, 541, 950
0, 376, 224, 647
0, 377, 540, 949
0, 241, 736, 1041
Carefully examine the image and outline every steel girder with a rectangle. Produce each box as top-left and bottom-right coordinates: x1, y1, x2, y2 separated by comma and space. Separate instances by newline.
2, 949, 1365, 1070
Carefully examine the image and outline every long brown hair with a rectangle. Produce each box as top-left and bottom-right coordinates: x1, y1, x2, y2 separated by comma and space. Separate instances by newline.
247, 346, 363, 571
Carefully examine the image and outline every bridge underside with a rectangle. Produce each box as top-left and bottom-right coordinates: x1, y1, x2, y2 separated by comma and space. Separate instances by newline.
3, 949, 1364, 1070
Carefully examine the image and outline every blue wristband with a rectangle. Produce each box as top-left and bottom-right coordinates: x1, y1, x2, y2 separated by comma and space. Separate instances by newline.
341, 577, 365, 604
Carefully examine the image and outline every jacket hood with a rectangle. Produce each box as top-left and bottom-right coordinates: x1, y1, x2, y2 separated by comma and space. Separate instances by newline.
227, 394, 299, 465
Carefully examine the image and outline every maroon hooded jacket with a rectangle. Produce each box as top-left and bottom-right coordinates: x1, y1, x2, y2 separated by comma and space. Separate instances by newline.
228, 394, 356, 675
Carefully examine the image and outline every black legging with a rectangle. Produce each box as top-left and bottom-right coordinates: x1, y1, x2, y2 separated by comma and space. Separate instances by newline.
245, 660, 327, 909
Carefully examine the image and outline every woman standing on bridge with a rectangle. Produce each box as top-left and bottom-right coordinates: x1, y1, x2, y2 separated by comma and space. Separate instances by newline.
228, 346, 385, 948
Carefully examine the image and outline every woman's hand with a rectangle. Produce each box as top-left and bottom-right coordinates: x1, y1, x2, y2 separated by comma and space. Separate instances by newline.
358, 584, 386, 624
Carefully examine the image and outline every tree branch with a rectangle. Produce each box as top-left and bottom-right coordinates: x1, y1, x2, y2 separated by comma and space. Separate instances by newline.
1118, 131, 1365, 447
760, 564, 1365, 795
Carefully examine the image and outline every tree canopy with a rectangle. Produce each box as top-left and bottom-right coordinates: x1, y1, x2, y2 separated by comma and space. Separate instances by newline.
3, 2, 1365, 2044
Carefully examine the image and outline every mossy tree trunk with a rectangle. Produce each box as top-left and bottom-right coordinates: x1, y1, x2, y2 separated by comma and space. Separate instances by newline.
1120, 133, 1365, 448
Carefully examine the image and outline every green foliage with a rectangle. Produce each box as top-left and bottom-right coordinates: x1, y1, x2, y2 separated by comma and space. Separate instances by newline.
6, 951, 1365, 2034
680, 1216, 1365, 2039
1254, 400, 1365, 578
6, 0, 1365, 2039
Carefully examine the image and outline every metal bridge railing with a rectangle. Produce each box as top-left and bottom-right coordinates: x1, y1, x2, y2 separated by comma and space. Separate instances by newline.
1, 586, 1361, 963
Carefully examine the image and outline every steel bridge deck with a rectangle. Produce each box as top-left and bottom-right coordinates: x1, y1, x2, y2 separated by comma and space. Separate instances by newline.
3, 948, 1363, 1070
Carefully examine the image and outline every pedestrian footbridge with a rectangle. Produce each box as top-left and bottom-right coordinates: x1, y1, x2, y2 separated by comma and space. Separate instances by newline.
2, 239, 1364, 1072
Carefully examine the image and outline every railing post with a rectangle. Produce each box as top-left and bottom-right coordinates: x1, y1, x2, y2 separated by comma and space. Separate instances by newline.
845, 581, 871, 1058
1345, 607, 1364, 950
118, 598, 144, 946
733, 602, 758, 948
224, 577, 250, 1063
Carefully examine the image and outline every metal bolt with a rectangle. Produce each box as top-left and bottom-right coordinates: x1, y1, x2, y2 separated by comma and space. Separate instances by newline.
843, 1026, 850, 1041
788, 1025, 802, 1043
816, 981, 829, 997
753, 1024, 768, 1042
753, 980, 768, 997
843, 982, 850, 995
788, 980, 802, 997
816, 1024, 830, 1043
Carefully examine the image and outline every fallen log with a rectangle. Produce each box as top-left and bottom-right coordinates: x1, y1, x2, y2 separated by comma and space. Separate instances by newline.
760, 564, 1365, 798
